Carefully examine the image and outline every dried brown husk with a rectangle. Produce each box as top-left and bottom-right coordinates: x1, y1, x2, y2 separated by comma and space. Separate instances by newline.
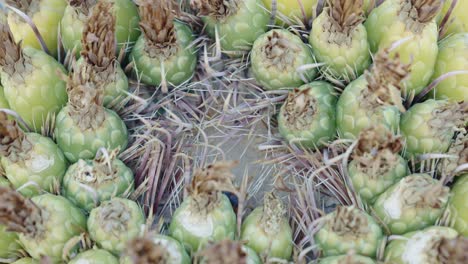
73, 149, 120, 187
261, 31, 301, 71
198, 240, 247, 264
80, 0, 119, 96
66, 61, 105, 131
190, 0, 240, 21
429, 102, 468, 139
353, 125, 403, 177
399, 176, 449, 209
187, 161, 238, 214
124, 237, 170, 264
259, 192, 286, 234
97, 199, 133, 232
68, 0, 97, 16
137, 0, 179, 59
0, 112, 32, 162
282, 88, 317, 131
437, 236, 468, 264
5, 0, 40, 16
440, 131, 467, 179
324, 0, 365, 45
0, 21, 31, 78
360, 50, 409, 112
329, 206, 369, 236
398, 0, 442, 33
0, 186, 44, 239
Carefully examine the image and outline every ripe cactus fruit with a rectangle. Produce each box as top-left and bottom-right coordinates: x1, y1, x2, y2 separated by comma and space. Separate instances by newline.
68, 249, 119, 264
0, 188, 87, 263
261, 0, 318, 25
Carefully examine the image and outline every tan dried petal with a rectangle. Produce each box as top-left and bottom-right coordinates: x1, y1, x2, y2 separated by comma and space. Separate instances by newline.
261, 31, 301, 71
0, 21, 25, 76
6, 0, 40, 17
125, 237, 170, 264
399, 0, 442, 32
188, 161, 238, 212
136, 0, 179, 58
68, 0, 97, 15
361, 50, 409, 111
330, 206, 369, 235
199, 240, 247, 264
98, 199, 132, 232
282, 88, 317, 131
327, 0, 364, 34
400, 177, 449, 209
437, 236, 468, 264
260, 192, 286, 234
190, 0, 240, 21
0, 112, 33, 162
0, 186, 43, 238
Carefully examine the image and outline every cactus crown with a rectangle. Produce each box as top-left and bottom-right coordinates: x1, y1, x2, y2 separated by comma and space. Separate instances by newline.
0, 187, 44, 239
0, 112, 32, 162
399, 0, 442, 32
437, 236, 468, 264
125, 237, 170, 264
68, 0, 97, 15
191, 0, 240, 21
399, 176, 449, 209
329, 206, 369, 235
188, 161, 238, 213
67, 61, 106, 130
259, 192, 286, 234
199, 240, 247, 264
73, 149, 120, 186
325, 0, 364, 45
261, 30, 302, 71
137, 0, 179, 59
0, 21, 28, 77
81, 1, 116, 70
362, 50, 408, 112
353, 126, 403, 177
282, 88, 317, 131
97, 199, 134, 232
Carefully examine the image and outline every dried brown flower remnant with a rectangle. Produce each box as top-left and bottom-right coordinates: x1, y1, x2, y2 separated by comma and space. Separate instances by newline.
330, 206, 369, 235
399, 0, 442, 32
437, 236, 468, 264
362, 50, 409, 111
0, 186, 44, 238
188, 161, 238, 212
429, 102, 468, 135
137, 0, 178, 58
0, 112, 32, 162
259, 192, 286, 234
125, 237, 170, 264
199, 240, 247, 264
190, 0, 240, 21
399, 176, 449, 209
68, 0, 97, 15
81, 1, 116, 70
353, 125, 403, 176
282, 88, 317, 131
0, 21, 25, 76
327, 0, 364, 34
261, 31, 301, 71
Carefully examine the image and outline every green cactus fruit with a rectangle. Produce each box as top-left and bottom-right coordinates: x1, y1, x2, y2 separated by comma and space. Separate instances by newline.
198, 240, 261, 264
6, 0, 67, 57
63, 149, 134, 211
61, 0, 140, 56
0, 85, 10, 109
0, 188, 87, 263
261, 0, 318, 25
75, 1, 129, 108
314, 206, 383, 258
0, 22, 67, 132
349, 126, 408, 203
131, 0, 197, 88
0, 113, 67, 197
122, 235, 190, 264
384, 226, 462, 264
68, 249, 119, 264
336, 50, 407, 139
169, 162, 237, 252
400, 100, 466, 158
365, 0, 440, 97
278, 82, 337, 148
373, 174, 450, 235
251, 29, 317, 90
241, 192, 293, 260
309, 0, 371, 82
448, 174, 468, 236
11, 258, 38, 264
438, 0, 468, 38
318, 254, 376, 264
430, 33, 468, 102
87, 198, 145, 255
55, 61, 128, 163
193, 0, 269, 56
0, 220, 21, 261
